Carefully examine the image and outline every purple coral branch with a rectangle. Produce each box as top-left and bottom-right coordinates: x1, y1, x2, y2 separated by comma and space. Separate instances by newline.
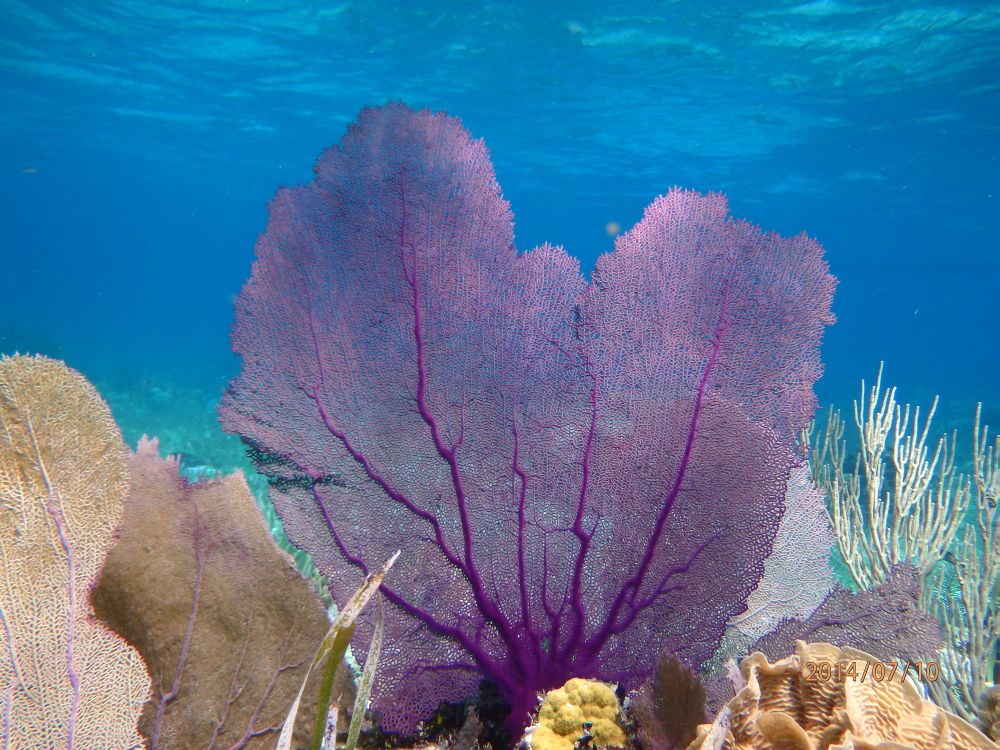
307, 484, 510, 686
540, 537, 560, 626
314, 491, 505, 681
585, 534, 722, 659
301, 171, 529, 684
560, 379, 600, 661
303, 409, 509, 678
587, 281, 731, 657
399, 173, 523, 672
221, 104, 835, 733
304, 289, 470, 578
639, 533, 724, 612
511, 423, 542, 662
305, 354, 465, 574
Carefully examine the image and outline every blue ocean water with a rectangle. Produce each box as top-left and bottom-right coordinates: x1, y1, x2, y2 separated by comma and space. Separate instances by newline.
1, 1, 997, 449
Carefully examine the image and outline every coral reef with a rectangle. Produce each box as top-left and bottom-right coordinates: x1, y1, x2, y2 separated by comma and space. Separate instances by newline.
689, 641, 997, 750
810, 371, 998, 726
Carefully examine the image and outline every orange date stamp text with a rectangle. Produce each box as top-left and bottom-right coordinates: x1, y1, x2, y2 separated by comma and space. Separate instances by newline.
804, 659, 940, 683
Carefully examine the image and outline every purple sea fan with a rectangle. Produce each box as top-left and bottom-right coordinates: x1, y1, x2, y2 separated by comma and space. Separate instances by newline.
219, 103, 836, 736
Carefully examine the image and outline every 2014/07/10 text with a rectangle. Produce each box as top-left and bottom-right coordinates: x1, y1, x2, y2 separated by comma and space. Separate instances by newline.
804, 660, 939, 684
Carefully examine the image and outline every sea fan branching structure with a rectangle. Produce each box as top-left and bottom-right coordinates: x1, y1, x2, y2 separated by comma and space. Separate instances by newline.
220, 103, 836, 733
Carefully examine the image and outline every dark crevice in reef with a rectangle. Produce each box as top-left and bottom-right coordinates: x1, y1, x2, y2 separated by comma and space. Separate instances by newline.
358, 680, 513, 750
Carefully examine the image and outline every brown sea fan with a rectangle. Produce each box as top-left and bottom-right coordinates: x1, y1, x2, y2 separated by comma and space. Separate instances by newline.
631, 653, 707, 750
92, 436, 354, 749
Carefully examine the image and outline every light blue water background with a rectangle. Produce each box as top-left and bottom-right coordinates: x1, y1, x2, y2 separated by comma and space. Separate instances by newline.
2, 1, 997, 448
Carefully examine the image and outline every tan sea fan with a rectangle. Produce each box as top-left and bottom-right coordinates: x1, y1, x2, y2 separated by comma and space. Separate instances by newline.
0, 354, 150, 748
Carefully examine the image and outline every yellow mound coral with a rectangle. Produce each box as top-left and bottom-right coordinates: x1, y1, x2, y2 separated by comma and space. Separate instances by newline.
530, 678, 626, 750
689, 641, 998, 750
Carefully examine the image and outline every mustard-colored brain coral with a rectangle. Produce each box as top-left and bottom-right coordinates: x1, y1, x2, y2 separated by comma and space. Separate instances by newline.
530, 678, 625, 750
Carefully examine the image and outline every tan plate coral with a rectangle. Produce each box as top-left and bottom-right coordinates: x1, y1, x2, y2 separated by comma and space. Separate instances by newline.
688, 641, 997, 750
